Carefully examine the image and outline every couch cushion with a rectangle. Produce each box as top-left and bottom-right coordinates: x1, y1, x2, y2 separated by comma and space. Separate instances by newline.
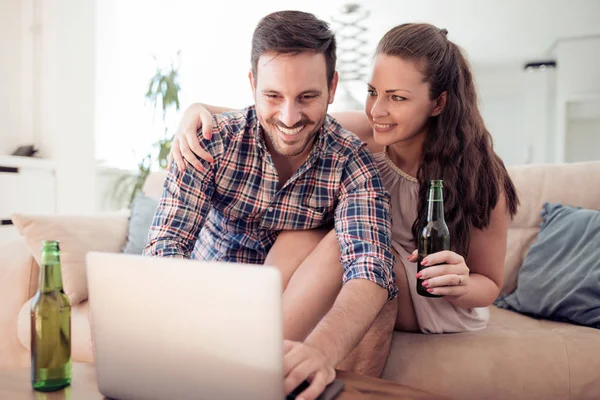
384, 306, 600, 400
0, 239, 36, 370
18, 298, 93, 363
123, 193, 159, 255
504, 161, 600, 294
496, 203, 600, 328
11, 212, 129, 304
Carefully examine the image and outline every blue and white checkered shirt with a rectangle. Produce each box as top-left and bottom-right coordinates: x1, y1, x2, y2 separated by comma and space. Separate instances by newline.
144, 106, 397, 299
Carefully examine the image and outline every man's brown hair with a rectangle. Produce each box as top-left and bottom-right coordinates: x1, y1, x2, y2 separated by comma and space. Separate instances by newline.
251, 11, 336, 87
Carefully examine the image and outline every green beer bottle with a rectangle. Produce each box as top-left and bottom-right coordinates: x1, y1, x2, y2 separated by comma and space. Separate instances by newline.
417, 180, 450, 297
31, 240, 72, 391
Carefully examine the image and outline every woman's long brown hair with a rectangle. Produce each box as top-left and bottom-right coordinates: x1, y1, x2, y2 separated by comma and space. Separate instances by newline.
376, 23, 519, 257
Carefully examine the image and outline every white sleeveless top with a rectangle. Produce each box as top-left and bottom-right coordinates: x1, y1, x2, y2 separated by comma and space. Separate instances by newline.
374, 149, 489, 334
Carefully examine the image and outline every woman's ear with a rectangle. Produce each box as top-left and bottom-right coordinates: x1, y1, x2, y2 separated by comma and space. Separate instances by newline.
431, 91, 447, 117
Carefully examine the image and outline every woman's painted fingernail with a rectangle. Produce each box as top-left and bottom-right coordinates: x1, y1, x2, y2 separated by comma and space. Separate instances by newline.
415, 272, 422, 279
422, 280, 429, 287
427, 288, 434, 293
421, 258, 428, 266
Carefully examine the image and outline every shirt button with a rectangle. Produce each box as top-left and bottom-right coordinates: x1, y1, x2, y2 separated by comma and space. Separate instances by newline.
268, 207, 274, 213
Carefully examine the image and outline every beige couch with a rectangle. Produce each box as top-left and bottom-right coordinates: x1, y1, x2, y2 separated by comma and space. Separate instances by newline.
1, 161, 600, 400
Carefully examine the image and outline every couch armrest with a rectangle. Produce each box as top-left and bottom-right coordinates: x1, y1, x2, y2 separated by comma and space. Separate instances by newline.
0, 238, 38, 370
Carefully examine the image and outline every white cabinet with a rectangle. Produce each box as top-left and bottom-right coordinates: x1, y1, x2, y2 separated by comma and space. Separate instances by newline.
0, 155, 56, 244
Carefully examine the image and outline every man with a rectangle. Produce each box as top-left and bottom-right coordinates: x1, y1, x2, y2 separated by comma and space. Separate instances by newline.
144, 11, 397, 400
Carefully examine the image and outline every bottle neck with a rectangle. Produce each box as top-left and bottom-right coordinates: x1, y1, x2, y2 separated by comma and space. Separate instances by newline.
426, 186, 445, 222
39, 253, 63, 293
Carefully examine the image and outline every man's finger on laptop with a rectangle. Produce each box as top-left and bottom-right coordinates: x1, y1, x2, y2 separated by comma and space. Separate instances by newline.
298, 371, 331, 400
284, 357, 318, 395
283, 342, 305, 374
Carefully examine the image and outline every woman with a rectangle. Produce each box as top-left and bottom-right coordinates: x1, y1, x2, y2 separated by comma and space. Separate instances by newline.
169, 23, 518, 337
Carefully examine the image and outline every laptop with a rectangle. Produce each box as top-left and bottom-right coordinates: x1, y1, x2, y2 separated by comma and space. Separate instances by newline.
86, 252, 343, 400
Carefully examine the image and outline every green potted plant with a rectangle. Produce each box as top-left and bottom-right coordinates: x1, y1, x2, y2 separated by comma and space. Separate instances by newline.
114, 51, 181, 207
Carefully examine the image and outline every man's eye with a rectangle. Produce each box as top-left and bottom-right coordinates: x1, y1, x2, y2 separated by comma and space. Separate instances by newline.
265, 94, 279, 99
301, 95, 317, 100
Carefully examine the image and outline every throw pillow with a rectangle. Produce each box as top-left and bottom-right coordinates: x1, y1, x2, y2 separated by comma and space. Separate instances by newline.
495, 203, 600, 328
123, 193, 159, 255
11, 212, 129, 304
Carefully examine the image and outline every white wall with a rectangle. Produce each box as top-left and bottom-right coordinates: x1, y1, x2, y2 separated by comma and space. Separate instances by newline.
474, 39, 600, 167
473, 66, 556, 166
0, 0, 97, 215
554, 37, 600, 162
36, 0, 97, 214
0, 0, 23, 154
565, 119, 600, 162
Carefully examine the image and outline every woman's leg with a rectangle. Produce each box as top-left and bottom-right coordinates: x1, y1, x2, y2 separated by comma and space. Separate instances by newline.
392, 252, 420, 332
264, 229, 341, 341
264, 228, 329, 291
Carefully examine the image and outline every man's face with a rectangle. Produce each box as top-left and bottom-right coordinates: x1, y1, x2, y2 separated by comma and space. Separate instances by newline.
250, 51, 337, 158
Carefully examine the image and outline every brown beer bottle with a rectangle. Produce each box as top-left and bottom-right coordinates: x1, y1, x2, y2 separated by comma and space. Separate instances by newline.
417, 180, 450, 297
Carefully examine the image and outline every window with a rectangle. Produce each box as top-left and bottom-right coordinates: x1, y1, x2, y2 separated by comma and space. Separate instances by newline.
95, 0, 334, 170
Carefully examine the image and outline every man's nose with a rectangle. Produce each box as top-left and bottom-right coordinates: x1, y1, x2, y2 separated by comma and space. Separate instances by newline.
278, 100, 303, 128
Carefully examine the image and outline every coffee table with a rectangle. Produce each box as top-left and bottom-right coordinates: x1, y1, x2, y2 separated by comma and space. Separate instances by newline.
0, 363, 447, 399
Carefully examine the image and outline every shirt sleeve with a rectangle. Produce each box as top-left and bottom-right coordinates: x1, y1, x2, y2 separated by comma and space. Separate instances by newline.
335, 146, 398, 300
143, 116, 226, 258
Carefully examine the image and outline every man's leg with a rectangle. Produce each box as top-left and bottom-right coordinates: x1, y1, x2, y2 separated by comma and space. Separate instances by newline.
337, 251, 419, 377
336, 298, 397, 377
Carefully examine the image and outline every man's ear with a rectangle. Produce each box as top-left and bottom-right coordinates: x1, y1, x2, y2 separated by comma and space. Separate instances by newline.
431, 91, 447, 117
248, 70, 256, 95
328, 71, 339, 105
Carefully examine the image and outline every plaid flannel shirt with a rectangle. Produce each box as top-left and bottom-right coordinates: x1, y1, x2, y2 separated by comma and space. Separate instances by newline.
144, 106, 397, 299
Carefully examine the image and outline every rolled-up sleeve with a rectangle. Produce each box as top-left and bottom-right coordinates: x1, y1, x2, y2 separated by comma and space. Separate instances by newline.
335, 147, 397, 300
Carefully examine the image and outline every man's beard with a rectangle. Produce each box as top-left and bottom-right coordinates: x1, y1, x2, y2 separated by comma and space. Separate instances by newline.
264, 115, 321, 157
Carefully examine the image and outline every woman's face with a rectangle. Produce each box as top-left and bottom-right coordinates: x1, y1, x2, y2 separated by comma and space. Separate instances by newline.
365, 54, 442, 147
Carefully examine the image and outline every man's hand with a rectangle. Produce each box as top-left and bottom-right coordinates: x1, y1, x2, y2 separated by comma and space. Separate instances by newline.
284, 339, 335, 400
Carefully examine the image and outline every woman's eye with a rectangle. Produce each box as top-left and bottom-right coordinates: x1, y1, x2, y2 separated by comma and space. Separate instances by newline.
392, 95, 406, 101
367, 89, 377, 97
